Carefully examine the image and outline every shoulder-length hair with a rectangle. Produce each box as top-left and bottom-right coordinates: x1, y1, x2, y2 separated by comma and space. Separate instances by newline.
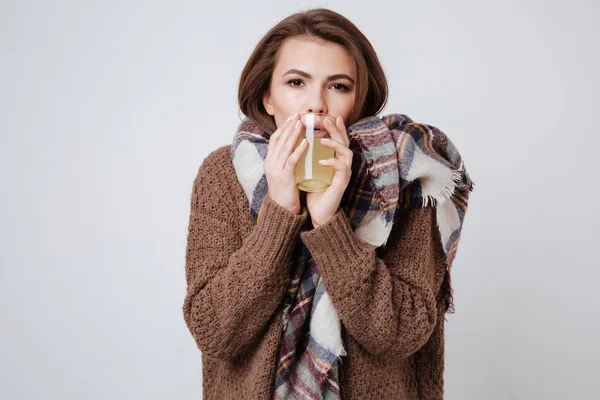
238, 8, 388, 132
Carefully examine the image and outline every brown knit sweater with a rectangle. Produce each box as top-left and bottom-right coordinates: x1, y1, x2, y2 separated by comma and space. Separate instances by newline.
182, 146, 448, 399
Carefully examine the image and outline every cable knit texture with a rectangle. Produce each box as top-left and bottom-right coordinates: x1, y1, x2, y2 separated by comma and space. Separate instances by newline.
183, 146, 448, 399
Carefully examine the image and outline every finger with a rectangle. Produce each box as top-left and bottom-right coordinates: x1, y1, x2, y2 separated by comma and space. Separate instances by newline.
320, 138, 353, 160
276, 119, 303, 167
324, 116, 346, 145
285, 138, 308, 171
274, 116, 300, 159
336, 117, 349, 146
268, 114, 298, 162
319, 157, 347, 170
266, 122, 288, 162
269, 113, 297, 146
282, 119, 305, 158
318, 158, 351, 183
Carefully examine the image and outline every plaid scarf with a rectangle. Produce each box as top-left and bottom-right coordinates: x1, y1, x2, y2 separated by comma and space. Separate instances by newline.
231, 114, 474, 399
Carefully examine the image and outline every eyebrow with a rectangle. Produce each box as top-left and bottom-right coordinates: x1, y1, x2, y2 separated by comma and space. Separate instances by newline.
282, 69, 355, 84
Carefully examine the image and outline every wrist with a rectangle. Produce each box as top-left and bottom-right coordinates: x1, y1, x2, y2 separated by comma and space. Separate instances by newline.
267, 194, 300, 215
311, 207, 345, 229
311, 215, 332, 229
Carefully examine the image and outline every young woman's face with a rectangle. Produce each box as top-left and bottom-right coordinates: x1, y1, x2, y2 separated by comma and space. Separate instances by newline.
263, 37, 357, 128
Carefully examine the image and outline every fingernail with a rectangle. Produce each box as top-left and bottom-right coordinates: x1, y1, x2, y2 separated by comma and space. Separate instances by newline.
301, 138, 307, 146
286, 113, 298, 121
294, 120, 301, 130
319, 160, 327, 164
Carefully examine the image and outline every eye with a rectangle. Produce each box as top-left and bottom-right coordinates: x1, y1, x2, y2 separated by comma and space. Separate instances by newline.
332, 83, 350, 92
287, 79, 304, 87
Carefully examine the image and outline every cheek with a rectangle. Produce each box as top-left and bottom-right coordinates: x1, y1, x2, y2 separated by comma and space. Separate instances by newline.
328, 94, 355, 121
272, 87, 302, 112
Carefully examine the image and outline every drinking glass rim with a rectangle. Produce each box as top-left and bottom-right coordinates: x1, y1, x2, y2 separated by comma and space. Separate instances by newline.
299, 113, 336, 125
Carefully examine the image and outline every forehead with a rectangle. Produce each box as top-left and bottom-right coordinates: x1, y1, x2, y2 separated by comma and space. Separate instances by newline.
274, 37, 356, 76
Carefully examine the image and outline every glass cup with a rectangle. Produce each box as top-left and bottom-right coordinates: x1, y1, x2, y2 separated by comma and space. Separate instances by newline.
294, 113, 336, 192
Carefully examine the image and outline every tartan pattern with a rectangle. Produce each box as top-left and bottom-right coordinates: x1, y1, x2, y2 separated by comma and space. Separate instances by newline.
345, 114, 474, 266
230, 114, 474, 399
273, 246, 343, 399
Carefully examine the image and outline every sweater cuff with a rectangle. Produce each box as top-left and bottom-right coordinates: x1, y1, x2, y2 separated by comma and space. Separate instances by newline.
300, 209, 375, 267
247, 194, 308, 263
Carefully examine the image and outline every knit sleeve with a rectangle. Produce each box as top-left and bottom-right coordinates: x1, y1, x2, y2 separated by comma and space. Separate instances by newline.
182, 149, 308, 360
413, 294, 447, 399
299, 206, 446, 359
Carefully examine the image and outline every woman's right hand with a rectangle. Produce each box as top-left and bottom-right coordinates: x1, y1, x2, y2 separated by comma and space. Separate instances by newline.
264, 113, 308, 215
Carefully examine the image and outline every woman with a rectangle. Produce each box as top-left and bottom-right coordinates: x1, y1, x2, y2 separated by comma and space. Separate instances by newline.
183, 8, 473, 400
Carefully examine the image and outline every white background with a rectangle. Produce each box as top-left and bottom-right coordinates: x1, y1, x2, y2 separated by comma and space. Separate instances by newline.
1, 0, 598, 399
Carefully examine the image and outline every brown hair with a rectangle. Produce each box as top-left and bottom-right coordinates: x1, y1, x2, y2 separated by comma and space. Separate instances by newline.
238, 8, 388, 132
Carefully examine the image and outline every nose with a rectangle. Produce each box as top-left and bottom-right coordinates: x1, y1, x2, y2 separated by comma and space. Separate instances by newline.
304, 87, 327, 115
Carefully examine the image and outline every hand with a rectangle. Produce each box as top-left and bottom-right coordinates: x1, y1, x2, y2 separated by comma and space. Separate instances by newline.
306, 116, 353, 228
264, 113, 308, 215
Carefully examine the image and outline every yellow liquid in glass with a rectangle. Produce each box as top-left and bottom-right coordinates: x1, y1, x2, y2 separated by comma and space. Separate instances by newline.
294, 138, 335, 192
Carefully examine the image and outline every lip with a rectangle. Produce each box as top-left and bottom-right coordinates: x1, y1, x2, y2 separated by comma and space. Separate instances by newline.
312, 128, 327, 138
300, 113, 334, 137
313, 122, 325, 130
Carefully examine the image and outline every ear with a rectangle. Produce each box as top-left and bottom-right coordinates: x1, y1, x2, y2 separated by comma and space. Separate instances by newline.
262, 89, 274, 116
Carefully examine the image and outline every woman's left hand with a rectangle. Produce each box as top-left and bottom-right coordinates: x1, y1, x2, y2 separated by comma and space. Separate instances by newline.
306, 116, 353, 229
